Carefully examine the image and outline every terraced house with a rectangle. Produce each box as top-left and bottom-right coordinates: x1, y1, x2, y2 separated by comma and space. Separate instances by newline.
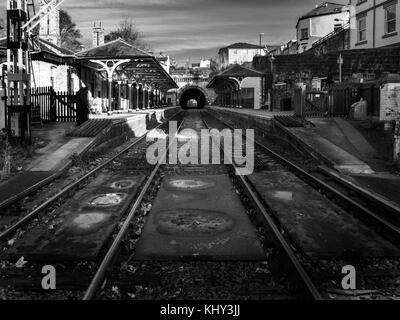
296, 2, 350, 53
350, 0, 400, 49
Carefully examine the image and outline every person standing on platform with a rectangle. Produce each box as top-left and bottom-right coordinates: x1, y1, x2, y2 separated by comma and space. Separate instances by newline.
76, 87, 90, 126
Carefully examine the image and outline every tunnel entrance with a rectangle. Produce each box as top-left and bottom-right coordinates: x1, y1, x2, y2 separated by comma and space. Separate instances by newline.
179, 88, 207, 109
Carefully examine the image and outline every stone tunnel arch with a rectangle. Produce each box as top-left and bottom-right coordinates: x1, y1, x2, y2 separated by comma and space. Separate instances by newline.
178, 85, 209, 109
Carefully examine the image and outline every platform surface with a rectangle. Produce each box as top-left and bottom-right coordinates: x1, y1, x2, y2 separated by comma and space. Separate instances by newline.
289, 127, 374, 174
352, 174, 400, 207
135, 174, 265, 261
28, 138, 94, 172
6, 172, 145, 262
249, 171, 400, 258
209, 106, 293, 120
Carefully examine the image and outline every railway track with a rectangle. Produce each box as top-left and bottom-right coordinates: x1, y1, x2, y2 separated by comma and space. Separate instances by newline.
203, 111, 400, 299
2, 110, 400, 300
201, 116, 323, 300
82, 117, 185, 300
83, 110, 314, 300
206, 112, 400, 245
0, 111, 183, 242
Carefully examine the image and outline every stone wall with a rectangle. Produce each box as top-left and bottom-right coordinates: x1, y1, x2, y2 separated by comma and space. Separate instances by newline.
252, 44, 400, 111
253, 44, 400, 84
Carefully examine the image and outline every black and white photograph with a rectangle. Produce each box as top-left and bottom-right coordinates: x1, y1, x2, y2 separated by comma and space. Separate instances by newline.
0, 0, 400, 310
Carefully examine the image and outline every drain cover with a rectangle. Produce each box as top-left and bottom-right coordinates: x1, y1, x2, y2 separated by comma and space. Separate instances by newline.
166, 178, 216, 190
110, 180, 136, 189
156, 209, 235, 236
89, 193, 127, 207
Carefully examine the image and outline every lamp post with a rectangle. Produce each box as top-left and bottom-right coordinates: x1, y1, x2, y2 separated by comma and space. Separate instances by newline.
259, 33, 265, 55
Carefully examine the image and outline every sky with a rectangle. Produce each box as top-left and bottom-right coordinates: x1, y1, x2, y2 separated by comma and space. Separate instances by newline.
0, 0, 348, 65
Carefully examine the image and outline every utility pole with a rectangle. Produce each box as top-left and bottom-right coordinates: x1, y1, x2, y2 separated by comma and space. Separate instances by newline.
337, 53, 343, 83
259, 33, 265, 56
6, 0, 31, 141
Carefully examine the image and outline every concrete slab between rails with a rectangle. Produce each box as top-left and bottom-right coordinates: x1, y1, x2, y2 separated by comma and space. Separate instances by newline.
6, 172, 146, 262
248, 171, 400, 259
135, 174, 265, 261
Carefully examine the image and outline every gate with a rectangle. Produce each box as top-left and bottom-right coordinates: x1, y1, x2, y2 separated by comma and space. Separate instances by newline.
31, 87, 77, 122
294, 84, 380, 118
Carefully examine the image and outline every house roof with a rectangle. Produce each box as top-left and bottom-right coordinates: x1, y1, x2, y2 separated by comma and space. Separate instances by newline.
0, 36, 74, 63
219, 64, 263, 77
76, 38, 152, 59
32, 37, 75, 57
296, 2, 348, 28
266, 45, 282, 53
218, 42, 261, 54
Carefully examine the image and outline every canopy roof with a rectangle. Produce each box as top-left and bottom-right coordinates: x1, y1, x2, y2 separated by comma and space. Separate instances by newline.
207, 64, 263, 90
75, 38, 177, 89
0, 36, 75, 64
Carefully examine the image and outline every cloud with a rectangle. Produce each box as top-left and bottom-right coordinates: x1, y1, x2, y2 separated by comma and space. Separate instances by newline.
0, 0, 348, 64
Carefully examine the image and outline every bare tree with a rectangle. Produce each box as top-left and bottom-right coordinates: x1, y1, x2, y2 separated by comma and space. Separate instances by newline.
105, 19, 149, 50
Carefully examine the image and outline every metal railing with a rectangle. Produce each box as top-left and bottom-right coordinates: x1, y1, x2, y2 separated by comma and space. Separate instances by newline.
312, 23, 350, 49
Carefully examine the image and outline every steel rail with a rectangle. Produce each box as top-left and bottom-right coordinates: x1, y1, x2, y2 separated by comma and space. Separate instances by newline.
0, 171, 62, 212
0, 112, 182, 242
83, 119, 185, 300
202, 119, 323, 300
210, 115, 400, 239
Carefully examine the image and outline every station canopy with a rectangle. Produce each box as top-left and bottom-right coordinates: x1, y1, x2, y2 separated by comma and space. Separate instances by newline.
75, 38, 178, 90
207, 64, 263, 91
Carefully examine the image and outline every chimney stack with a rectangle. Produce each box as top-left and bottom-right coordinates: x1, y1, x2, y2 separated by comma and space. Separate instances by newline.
92, 22, 105, 47
39, 0, 61, 46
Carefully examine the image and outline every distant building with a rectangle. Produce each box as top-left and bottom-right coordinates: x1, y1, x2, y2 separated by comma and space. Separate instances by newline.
217, 42, 265, 70
274, 40, 298, 55
296, 2, 350, 53
349, 0, 400, 49
200, 57, 211, 68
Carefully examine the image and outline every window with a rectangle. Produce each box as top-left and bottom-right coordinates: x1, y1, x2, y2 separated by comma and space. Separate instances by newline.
385, 4, 397, 34
334, 24, 342, 32
300, 28, 309, 40
357, 16, 367, 42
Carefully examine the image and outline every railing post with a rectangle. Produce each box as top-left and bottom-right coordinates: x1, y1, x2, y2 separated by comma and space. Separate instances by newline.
50, 87, 57, 122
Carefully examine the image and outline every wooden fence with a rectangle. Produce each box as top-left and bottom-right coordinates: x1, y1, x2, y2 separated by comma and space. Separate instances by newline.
30, 87, 77, 123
